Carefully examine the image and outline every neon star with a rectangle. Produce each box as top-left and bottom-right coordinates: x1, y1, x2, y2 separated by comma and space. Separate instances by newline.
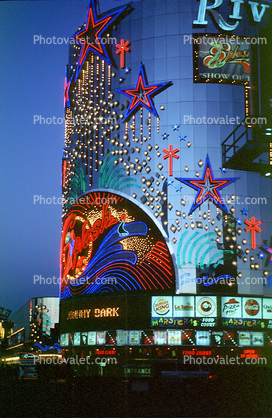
116, 39, 131, 69
64, 73, 73, 108
172, 124, 180, 131
262, 246, 272, 265
163, 145, 179, 176
116, 63, 172, 122
72, 0, 128, 78
176, 155, 239, 215
162, 133, 169, 140
236, 218, 242, 225
179, 135, 187, 141
244, 217, 261, 250
241, 208, 248, 215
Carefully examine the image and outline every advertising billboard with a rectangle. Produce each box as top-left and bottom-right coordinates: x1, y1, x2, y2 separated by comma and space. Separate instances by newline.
194, 35, 250, 85
151, 296, 218, 328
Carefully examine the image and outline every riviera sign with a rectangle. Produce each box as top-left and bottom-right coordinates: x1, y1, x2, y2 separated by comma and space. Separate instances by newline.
194, 0, 270, 31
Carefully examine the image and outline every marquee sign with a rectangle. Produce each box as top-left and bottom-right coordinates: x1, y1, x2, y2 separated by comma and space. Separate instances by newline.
221, 297, 272, 329
151, 296, 218, 328
194, 35, 250, 85
152, 296, 272, 329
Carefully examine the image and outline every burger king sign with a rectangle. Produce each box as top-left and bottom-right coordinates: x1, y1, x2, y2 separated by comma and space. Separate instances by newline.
152, 297, 173, 318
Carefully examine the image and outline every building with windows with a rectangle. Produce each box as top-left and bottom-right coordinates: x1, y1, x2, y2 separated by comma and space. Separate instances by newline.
59, 0, 272, 376
5, 297, 59, 357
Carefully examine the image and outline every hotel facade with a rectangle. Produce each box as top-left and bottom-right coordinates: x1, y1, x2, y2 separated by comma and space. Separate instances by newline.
59, 0, 272, 376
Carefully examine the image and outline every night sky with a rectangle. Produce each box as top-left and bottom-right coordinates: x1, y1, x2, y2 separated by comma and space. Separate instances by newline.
0, 0, 136, 314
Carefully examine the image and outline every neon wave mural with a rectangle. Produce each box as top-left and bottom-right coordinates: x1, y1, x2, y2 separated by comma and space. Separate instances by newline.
60, 191, 175, 298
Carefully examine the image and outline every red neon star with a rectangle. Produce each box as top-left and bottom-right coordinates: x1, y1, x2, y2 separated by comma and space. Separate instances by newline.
244, 217, 261, 249
64, 75, 72, 108
162, 145, 179, 176
72, 0, 128, 78
116, 39, 131, 68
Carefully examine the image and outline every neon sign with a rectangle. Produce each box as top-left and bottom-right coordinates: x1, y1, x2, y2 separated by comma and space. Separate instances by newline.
34, 343, 62, 352
176, 155, 239, 214
193, 0, 270, 31
67, 307, 119, 320
60, 191, 175, 298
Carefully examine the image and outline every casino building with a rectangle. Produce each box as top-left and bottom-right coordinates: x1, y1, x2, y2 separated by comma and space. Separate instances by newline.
59, 0, 272, 376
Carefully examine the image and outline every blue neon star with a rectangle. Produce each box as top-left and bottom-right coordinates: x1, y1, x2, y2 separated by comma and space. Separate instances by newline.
179, 134, 187, 141
166, 180, 174, 186
258, 252, 264, 259
176, 155, 239, 215
220, 167, 226, 173
263, 246, 272, 265
116, 63, 172, 122
241, 208, 248, 215
175, 185, 182, 192
173, 124, 180, 131
72, 0, 128, 79
162, 133, 169, 140
124, 67, 131, 74
236, 218, 242, 225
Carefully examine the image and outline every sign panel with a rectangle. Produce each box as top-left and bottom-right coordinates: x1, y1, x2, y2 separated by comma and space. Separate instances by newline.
151, 296, 217, 328
195, 296, 217, 317
168, 330, 182, 346
129, 330, 141, 345
0, 307, 11, 319
252, 332, 264, 346
196, 331, 210, 346
242, 298, 262, 319
154, 330, 167, 345
262, 298, 272, 319
151, 297, 172, 318
221, 297, 242, 318
173, 296, 195, 318
194, 35, 250, 85
116, 330, 128, 345
239, 331, 251, 346
88, 331, 96, 345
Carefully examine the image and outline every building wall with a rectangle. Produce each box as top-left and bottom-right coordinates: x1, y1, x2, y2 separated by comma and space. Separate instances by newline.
59, 0, 272, 355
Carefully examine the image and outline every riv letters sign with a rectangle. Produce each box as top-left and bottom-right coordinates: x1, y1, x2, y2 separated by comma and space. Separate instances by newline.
194, 0, 270, 31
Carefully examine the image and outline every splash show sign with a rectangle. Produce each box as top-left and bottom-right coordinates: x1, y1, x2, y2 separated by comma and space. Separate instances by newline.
194, 35, 250, 85
60, 191, 175, 298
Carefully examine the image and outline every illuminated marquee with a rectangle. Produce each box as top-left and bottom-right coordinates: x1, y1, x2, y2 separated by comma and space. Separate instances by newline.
194, 35, 251, 85
67, 307, 119, 320
60, 191, 175, 298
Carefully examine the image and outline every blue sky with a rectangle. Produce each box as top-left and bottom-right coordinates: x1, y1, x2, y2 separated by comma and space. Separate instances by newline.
0, 0, 133, 314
